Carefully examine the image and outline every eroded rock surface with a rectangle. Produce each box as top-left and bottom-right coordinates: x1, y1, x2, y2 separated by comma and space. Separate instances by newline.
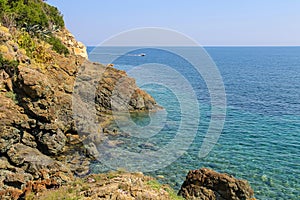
33, 172, 178, 200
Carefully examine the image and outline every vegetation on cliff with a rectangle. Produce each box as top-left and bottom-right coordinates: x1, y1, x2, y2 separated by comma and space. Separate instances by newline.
25, 171, 184, 200
0, 53, 18, 70
0, 0, 69, 56
0, 0, 64, 30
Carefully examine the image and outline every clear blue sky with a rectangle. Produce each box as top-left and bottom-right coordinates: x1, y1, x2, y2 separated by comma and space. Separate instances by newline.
47, 0, 300, 46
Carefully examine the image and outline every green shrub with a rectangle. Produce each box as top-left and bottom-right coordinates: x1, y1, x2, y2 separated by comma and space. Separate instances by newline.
17, 31, 36, 57
0, 0, 9, 18
165, 187, 185, 200
0, 0, 64, 30
17, 31, 68, 58
43, 3, 65, 29
0, 54, 19, 70
1, 0, 69, 56
147, 180, 185, 200
46, 35, 69, 55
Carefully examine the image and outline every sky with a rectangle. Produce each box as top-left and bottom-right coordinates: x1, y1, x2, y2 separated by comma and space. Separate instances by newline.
47, 0, 300, 46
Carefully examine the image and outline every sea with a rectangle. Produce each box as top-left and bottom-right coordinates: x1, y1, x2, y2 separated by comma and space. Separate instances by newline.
86, 46, 300, 199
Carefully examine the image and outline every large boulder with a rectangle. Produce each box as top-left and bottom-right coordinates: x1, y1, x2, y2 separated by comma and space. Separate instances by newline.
178, 168, 255, 200
6, 143, 73, 182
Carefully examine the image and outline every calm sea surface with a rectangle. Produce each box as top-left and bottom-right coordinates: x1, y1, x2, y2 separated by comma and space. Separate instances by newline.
87, 47, 300, 199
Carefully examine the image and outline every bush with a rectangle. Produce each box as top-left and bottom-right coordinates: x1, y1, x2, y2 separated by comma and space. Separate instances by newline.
46, 35, 69, 56
17, 31, 36, 57
0, 0, 64, 30
43, 3, 65, 29
1, 0, 69, 56
17, 30, 69, 58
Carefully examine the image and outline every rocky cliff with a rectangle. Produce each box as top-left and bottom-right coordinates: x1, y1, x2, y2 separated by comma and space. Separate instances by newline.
0, 7, 160, 198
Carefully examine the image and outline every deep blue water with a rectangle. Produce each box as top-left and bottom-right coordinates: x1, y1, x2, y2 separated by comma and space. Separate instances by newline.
87, 46, 300, 199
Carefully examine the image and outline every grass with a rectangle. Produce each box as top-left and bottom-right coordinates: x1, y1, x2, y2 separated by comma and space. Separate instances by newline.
25, 173, 184, 200
147, 180, 162, 190
147, 180, 185, 200
25, 186, 82, 200
166, 187, 185, 200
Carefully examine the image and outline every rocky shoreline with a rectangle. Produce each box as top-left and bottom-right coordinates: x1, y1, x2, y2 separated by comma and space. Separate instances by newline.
0, 1, 255, 199
0, 22, 162, 199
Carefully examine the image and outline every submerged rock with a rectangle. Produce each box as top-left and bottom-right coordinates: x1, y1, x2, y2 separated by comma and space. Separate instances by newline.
178, 168, 255, 200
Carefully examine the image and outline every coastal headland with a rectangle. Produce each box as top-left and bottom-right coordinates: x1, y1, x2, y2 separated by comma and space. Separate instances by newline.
0, 0, 255, 199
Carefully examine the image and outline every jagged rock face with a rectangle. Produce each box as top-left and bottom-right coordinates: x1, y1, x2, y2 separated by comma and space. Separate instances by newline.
6, 143, 72, 180
94, 64, 160, 112
0, 157, 33, 198
0, 144, 73, 199
0, 95, 30, 153
178, 168, 255, 200
36, 129, 67, 155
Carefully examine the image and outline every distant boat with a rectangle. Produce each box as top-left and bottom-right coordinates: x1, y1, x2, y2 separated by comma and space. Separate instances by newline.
126, 53, 146, 57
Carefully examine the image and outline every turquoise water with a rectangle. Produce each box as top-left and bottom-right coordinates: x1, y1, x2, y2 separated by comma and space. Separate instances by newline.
87, 47, 300, 199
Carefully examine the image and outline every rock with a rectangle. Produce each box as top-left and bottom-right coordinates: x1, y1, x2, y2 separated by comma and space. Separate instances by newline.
36, 129, 67, 155
157, 175, 165, 179
92, 63, 161, 112
138, 142, 157, 151
0, 157, 33, 190
106, 140, 124, 147
55, 29, 88, 59
0, 95, 31, 154
17, 66, 52, 99
6, 144, 73, 182
178, 168, 255, 200
106, 63, 114, 67
65, 133, 82, 145
0, 126, 20, 153
34, 172, 177, 200
21, 131, 37, 148
0, 70, 10, 92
